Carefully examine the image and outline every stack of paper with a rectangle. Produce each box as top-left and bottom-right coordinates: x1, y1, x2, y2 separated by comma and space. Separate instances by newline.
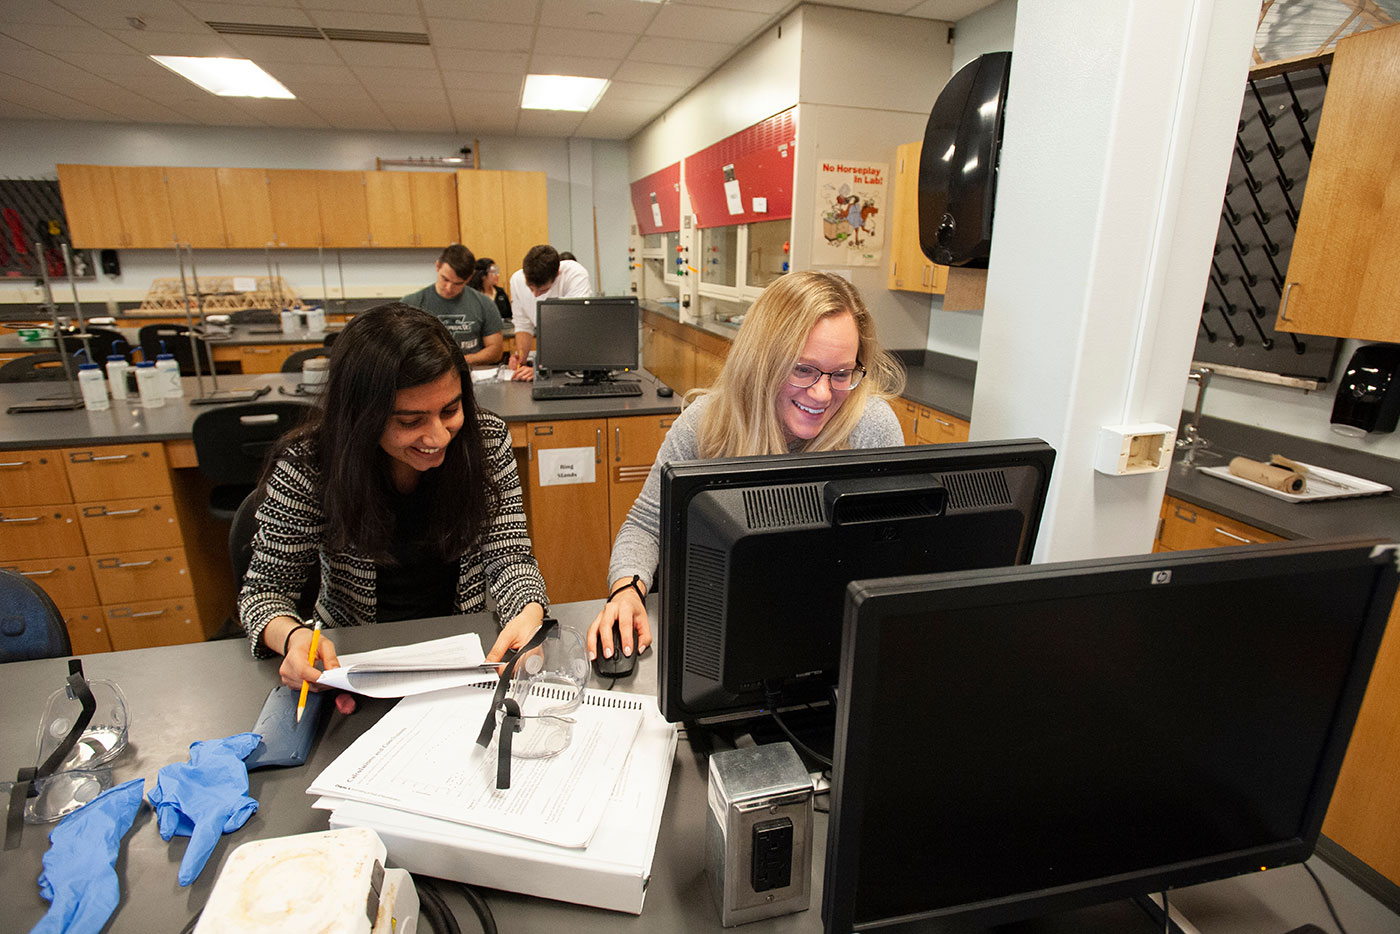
309, 681, 677, 914
315, 634, 501, 697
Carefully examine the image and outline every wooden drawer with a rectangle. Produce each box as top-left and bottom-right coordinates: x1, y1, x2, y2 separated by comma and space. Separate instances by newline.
104, 597, 202, 651
62, 443, 172, 501
0, 504, 86, 560
1157, 497, 1286, 552
895, 399, 920, 445
0, 449, 71, 506
1, 555, 98, 608
89, 546, 192, 604
239, 342, 318, 373
76, 496, 183, 554
61, 605, 112, 655
914, 406, 971, 445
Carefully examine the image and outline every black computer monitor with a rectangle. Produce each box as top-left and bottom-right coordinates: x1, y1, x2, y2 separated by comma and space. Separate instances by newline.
536, 296, 639, 382
657, 439, 1055, 724
824, 538, 1398, 934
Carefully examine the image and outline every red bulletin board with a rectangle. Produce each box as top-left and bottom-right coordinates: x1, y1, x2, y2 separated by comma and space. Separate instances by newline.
684, 108, 797, 229
629, 163, 681, 235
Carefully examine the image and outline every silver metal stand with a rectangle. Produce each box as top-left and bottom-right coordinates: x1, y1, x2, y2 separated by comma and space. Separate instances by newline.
177, 242, 271, 406
1177, 366, 1213, 466
16, 240, 84, 410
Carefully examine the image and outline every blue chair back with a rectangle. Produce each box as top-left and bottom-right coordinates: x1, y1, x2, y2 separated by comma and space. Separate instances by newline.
0, 569, 71, 662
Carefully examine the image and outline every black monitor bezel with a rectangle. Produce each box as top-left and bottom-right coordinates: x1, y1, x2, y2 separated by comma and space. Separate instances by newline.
823, 538, 1397, 933
657, 438, 1056, 724
536, 295, 640, 376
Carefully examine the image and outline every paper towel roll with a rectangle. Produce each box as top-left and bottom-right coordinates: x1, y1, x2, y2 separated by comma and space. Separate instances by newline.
1228, 457, 1306, 494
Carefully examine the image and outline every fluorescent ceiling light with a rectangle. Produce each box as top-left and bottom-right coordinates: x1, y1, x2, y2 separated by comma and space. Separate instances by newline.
521, 74, 608, 112
150, 56, 295, 99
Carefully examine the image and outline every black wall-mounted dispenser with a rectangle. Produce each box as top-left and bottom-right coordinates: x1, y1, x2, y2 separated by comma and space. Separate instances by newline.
1331, 343, 1400, 437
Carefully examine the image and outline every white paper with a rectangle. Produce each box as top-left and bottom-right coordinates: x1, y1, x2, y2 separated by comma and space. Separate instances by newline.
650, 200, 663, 227
752, 196, 767, 213
315, 633, 499, 697
232, 276, 257, 292
307, 685, 644, 848
537, 446, 596, 487
725, 178, 744, 215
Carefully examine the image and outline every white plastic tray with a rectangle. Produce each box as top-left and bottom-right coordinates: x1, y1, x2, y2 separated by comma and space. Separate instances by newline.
1197, 461, 1392, 503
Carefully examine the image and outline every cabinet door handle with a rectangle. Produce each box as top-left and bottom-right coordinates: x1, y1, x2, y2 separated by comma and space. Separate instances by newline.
596, 429, 603, 464
1212, 528, 1251, 544
933, 417, 952, 427
1172, 506, 1197, 524
0, 515, 41, 523
88, 453, 131, 462
100, 508, 145, 517
113, 559, 155, 568
615, 427, 622, 462
19, 568, 56, 577
128, 609, 167, 618
1278, 281, 1298, 322
0, 460, 31, 468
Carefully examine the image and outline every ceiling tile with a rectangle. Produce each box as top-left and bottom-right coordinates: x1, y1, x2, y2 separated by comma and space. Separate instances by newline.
1, 0, 89, 27
450, 105, 519, 134
50, 51, 162, 78
73, 93, 195, 124
439, 71, 525, 93
587, 94, 664, 122
301, 98, 390, 127
0, 23, 139, 54
602, 80, 682, 103
627, 35, 729, 68
447, 89, 521, 112
426, 19, 533, 53
643, 5, 771, 43
0, 48, 111, 88
612, 59, 706, 88
538, 0, 661, 36
329, 40, 436, 68
514, 108, 585, 137
290, 84, 377, 103
301, 0, 422, 12
433, 48, 529, 74
349, 64, 441, 90
0, 78, 122, 119
665, 0, 789, 12
117, 30, 243, 56
259, 61, 358, 85
222, 35, 342, 64
534, 25, 636, 59
229, 98, 336, 128
179, 2, 316, 28
903, 0, 996, 18
572, 112, 644, 139
0, 98, 54, 118
300, 10, 427, 32
388, 112, 457, 133
527, 53, 618, 79
419, 0, 539, 25
370, 85, 448, 106
54, 0, 211, 32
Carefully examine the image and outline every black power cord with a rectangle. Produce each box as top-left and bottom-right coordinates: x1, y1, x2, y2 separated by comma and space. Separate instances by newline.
415, 875, 498, 934
1303, 861, 1349, 934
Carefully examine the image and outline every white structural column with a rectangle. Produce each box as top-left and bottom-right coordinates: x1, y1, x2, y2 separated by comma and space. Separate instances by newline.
969, 0, 1258, 562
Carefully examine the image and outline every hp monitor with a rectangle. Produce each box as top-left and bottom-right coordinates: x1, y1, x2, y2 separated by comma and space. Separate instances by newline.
825, 538, 1397, 933
536, 296, 639, 382
657, 439, 1055, 724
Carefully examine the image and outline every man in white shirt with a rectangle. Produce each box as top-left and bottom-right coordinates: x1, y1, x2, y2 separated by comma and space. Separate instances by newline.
508, 244, 592, 381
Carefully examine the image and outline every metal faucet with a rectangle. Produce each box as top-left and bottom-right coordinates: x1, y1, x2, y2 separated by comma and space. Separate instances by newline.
1177, 366, 1213, 465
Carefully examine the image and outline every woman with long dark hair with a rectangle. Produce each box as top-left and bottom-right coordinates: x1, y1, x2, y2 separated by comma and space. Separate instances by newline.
468, 256, 512, 322
239, 303, 548, 691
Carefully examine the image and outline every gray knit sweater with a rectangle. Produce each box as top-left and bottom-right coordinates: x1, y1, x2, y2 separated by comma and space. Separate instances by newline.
238, 411, 548, 657
606, 393, 905, 590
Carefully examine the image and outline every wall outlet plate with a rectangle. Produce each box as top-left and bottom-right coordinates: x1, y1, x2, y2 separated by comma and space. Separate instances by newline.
1094, 423, 1176, 475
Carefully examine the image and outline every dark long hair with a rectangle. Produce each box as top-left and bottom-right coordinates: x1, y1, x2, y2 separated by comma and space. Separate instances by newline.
271, 303, 500, 563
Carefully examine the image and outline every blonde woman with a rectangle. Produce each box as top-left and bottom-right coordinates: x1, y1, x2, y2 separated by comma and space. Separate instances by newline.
588, 270, 905, 663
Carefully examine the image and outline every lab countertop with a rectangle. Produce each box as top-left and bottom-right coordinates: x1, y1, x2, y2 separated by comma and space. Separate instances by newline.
1163, 414, 1400, 542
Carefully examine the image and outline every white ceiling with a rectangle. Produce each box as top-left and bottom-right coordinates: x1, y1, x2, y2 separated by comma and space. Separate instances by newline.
0, 0, 996, 139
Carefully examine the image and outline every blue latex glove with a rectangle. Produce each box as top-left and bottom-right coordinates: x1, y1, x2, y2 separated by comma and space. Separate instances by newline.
147, 732, 261, 886
33, 777, 145, 934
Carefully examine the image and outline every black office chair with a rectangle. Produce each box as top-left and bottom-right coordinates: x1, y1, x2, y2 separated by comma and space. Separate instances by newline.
220, 486, 320, 639
138, 323, 210, 375
0, 352, 70, 382
0, 569, 72, 662
322, 330, 339, 349
55, 326, 126, 363
281, 347, 329, 373
192, 401, 312, 520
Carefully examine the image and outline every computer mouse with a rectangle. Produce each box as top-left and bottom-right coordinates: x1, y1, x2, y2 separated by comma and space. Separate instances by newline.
656, 384, 674, 397
593, 621, 637, 679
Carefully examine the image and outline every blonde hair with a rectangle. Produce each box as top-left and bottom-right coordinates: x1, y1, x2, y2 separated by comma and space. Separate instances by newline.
693, 271, 904, 458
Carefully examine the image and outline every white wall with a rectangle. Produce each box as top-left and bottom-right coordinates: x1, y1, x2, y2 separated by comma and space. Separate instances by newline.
0, 119, 629, 304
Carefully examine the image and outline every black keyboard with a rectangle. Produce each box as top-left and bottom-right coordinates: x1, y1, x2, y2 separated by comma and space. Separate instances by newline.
532, 380, 644, 400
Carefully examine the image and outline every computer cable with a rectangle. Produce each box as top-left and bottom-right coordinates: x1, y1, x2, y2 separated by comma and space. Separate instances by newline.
1303, 861, 1348, 934
763, 694, 833, 770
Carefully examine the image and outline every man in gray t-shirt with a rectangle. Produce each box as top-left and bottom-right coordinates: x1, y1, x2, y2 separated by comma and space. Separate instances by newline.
402, 244, 504, 365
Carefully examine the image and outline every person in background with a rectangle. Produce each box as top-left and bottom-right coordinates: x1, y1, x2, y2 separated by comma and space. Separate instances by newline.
507, 244, 592, 381
557, 251, 577, 262
239, 304, 549, 697
586, 271, 905, 663
402, 244, 504, 366
468, 257, 512, 322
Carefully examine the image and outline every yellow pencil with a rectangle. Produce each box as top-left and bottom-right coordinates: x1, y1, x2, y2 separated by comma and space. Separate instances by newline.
296, 617, 323, 724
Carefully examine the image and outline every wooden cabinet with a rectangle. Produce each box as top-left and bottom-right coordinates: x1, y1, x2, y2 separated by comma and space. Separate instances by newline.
316, 171, 371, 248
640, 310, 732, 395
0, 441, 204, 651
165, 167, 227, 248
886, 142, 949, 295
893, 398, 920, 445
412, 173, 460, 248
502, 171, 550, 278
216, 168, 276, 248
913, 404, 970, 444
456, 170, 508, 271
1153, 495, 1285, 553
367, 172, 461, 249
266, 170, 323, 248
607, 414, 673, 542
58, 164, 174, 249
1276, 25, 1400, 342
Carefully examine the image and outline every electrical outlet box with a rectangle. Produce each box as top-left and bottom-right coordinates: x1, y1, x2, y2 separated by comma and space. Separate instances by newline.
1094, 423, 1176, 476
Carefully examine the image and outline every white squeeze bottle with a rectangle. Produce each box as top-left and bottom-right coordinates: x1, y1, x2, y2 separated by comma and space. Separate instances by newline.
105, 351, 130, 400
155, 346, 183, 398
77, 359, 110, 412
135, 360, 165, 408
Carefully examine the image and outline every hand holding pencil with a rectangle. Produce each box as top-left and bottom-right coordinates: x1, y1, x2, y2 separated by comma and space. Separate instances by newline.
296, 616, 324, 723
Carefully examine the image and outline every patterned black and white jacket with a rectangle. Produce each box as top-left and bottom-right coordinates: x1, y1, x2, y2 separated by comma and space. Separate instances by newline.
237, 411, 548, 658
